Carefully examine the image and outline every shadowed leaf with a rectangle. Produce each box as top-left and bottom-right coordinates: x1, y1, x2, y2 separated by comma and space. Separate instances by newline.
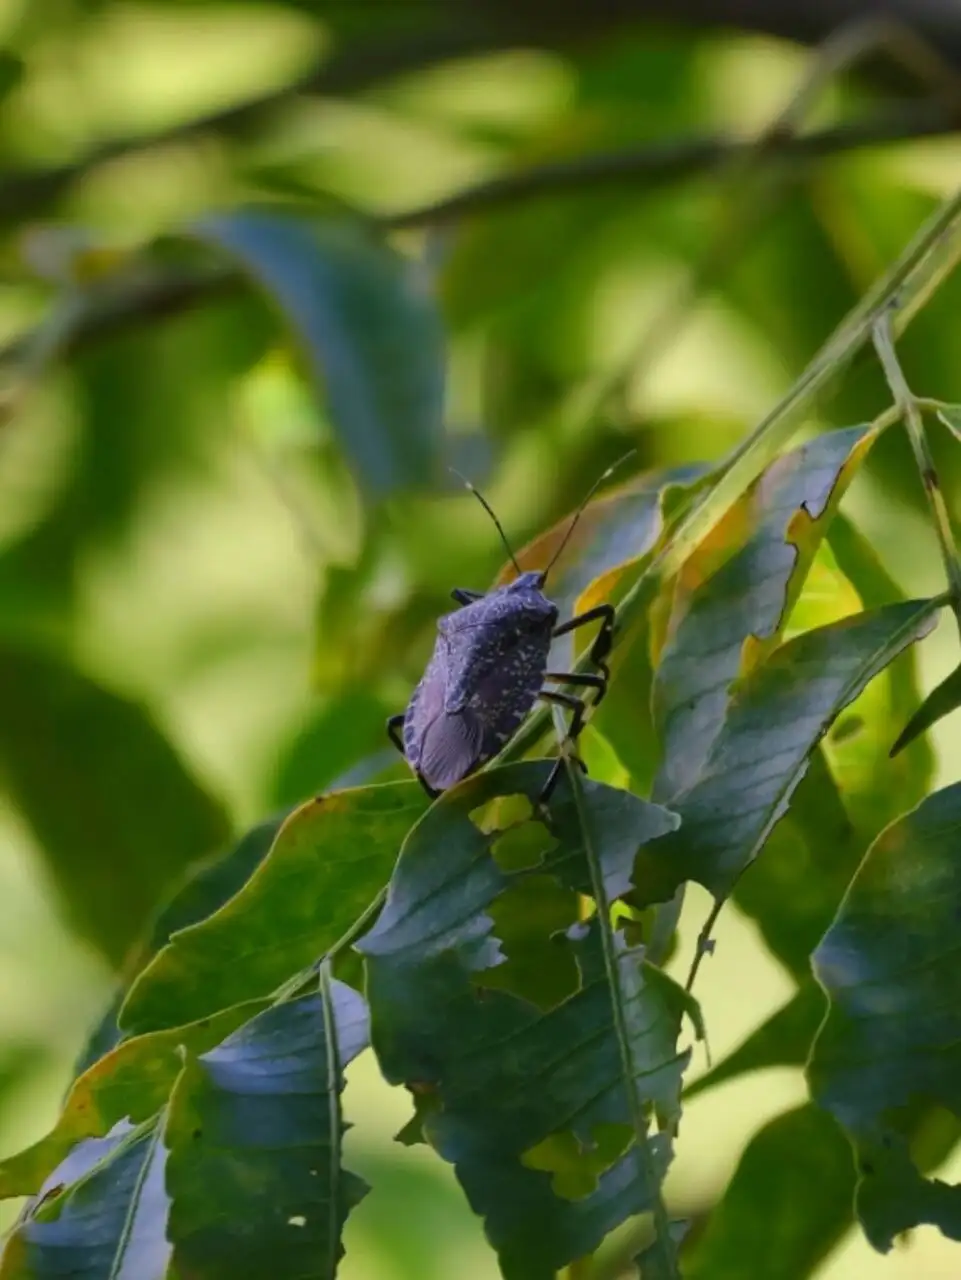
0, 644, 229, 965
0, 1119, 170, 1280
682, 1105, 855, 1279
358, 762, 691, 1279
809, 783, 961, 1251
164, 980, 369, 1280
192, 210, 445, 497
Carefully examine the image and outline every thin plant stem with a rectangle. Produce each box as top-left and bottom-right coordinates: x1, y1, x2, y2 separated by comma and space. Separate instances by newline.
872, 312, 961, 634
501, 178, 961, 770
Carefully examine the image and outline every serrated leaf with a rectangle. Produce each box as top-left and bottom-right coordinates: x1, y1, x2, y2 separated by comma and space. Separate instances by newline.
358, 762, 691, 1279
0, 644, 229, 965
0, 1001, 265, 1199
633, 599, 940, 907
0, 1119, 170, 1280
192, 210, 445, 497
120, 782, 428, 1035
808, 783, 961, 1251
164, 980, 369, 1280
652, 425, 877, 802
682, 1105, 854, 1279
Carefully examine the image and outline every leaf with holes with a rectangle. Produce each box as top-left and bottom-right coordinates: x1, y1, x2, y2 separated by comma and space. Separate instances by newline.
632, 599, 940, 911
651, 425, 878, 803
164, 979, 368, 1280
358, 761, 694, 1279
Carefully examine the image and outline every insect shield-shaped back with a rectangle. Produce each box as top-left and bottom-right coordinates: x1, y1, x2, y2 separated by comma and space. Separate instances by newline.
403, 572, 557, 793
386, 452, 632, 799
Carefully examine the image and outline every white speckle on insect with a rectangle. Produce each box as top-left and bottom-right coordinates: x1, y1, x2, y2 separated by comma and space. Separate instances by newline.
288, 1215, 307, 1228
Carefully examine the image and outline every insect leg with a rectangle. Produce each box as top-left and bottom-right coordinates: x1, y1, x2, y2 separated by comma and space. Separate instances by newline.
537, 689, 589, 803
545, 671, 606, 698
451, 588, 484, 606
386, 714, 406, 756
552, 603, 616, 699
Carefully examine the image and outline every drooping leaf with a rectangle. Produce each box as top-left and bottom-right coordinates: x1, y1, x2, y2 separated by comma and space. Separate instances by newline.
359, 761, 692, 1279
651, 425, 877, 803
120, 781, 428, 1035
192, 210, 445, 497
633, 599, 940, 908
164, 979, 369, 1280
0, 643, 229, 965
0, 1119, 170, 1280
0, 1001, 266, 1199
808, 783, 961, 1251
682, 1105, 855, 1280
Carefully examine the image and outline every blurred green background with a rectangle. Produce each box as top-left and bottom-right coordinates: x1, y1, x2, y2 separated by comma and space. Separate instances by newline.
3, 2, 961, 1275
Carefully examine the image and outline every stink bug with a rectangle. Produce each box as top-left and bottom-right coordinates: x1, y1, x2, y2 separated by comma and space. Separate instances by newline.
387, 456, 632, 801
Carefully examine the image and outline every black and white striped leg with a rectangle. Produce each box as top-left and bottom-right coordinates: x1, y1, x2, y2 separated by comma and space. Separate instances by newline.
537, 689, 589, 804
552, 604, 616, 700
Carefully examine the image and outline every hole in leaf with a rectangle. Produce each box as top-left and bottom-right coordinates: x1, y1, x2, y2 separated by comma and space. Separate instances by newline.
473, 875, 579, 1008
490, 821, 558, 871
288, 1216, 307, 1228
522, 1123, 633, 1200
469, 793, 533, 833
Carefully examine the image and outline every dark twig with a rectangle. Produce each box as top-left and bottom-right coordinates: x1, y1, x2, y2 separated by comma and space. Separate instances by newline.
0, 103, 957, 374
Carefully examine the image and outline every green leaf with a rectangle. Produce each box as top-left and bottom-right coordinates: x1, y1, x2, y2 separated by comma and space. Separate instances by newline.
808, 783, 961, 1251
937, 404, 961, 444
0, 1119, 169, 1280
652, 425, 878, 803
76, 814, 291, 1074
889, 660, 961, 757
0, 1001, 265, 1199
192, 210, 445, 497
164, 979, 368, 1280
120, 781, 428, 1035
633, 599, 940, 907
0, 643, 229, 965
682, 1105, 855, 1279
359, 762, 692, 1279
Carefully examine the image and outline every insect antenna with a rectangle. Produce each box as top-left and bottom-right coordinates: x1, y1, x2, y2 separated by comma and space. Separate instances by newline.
450, 468, 523, 577
542, 449, 638, 584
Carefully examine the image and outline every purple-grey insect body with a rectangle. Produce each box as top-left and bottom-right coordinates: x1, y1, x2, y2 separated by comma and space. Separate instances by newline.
403, 571, 557, 793
387, 454, 630, 799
